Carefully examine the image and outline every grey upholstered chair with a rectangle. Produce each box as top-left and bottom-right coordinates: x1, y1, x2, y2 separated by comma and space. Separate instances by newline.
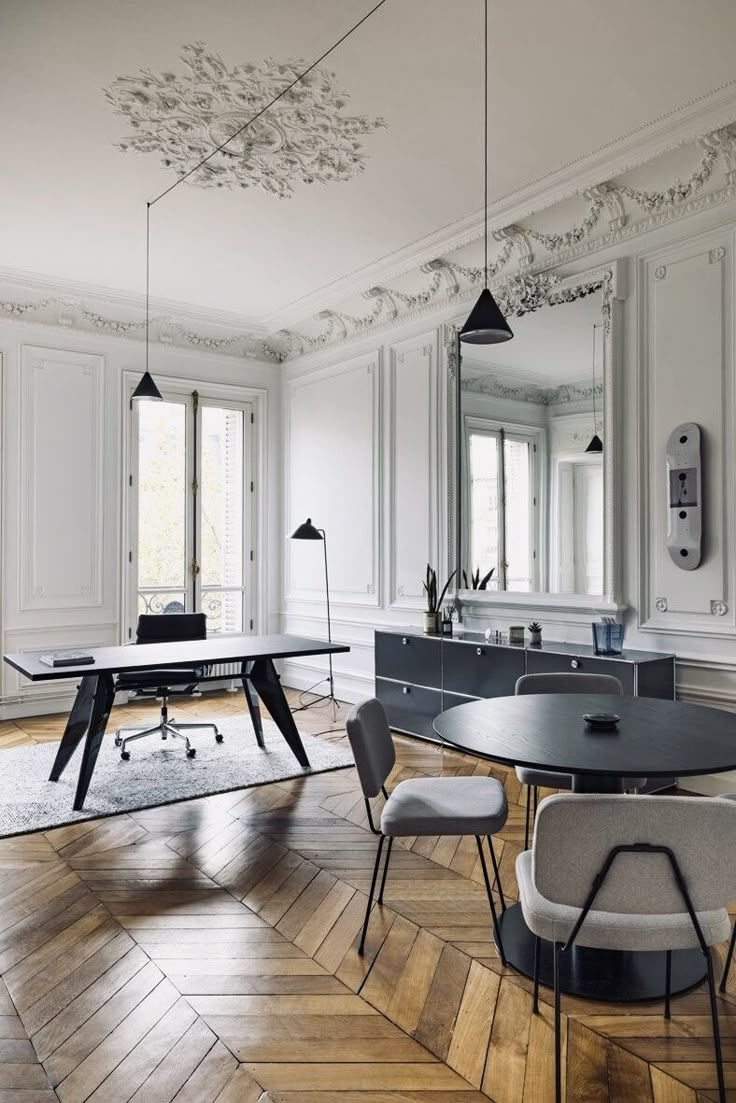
514, 672, 646, 848
346, 698, 509, 959
718, 792, 736, 991
517, 793, 736, 1103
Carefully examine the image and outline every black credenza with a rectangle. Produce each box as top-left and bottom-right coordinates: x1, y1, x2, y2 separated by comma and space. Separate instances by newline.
375, 627, 675, 751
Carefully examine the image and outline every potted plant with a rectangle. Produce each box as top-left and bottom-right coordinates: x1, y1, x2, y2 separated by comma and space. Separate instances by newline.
528, 621, 543, 646
422, 565, 456, 634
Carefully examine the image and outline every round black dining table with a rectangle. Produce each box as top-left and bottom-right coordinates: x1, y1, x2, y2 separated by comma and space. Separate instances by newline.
434, 693, 736, 1001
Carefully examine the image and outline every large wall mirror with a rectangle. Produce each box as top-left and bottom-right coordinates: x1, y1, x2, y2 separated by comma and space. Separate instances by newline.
448, 266, 619, 606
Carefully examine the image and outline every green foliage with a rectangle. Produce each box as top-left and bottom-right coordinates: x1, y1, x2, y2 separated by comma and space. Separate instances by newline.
528, 621, 542, 632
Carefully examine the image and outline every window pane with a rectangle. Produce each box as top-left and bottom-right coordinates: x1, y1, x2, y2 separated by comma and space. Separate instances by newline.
504, 438, 532, 592
200, 407, 244, 590
201, 590, 243, 635
468, 432, 499, 586
137, 401, 187, 592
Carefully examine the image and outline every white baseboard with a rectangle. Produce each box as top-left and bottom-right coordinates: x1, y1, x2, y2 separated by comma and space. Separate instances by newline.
280, 658, 373, 706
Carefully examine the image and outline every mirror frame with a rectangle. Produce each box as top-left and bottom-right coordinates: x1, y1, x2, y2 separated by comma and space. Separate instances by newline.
445, 260, 624, 612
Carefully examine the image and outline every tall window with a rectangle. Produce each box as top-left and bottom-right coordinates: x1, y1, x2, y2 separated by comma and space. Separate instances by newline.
466, 424, 538, 591
129, 387, 253, 638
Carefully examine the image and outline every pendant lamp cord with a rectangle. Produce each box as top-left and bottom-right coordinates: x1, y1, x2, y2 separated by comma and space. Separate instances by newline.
145, 201, 150, 373
483, 0, 488, 288
143, 0, 389, 361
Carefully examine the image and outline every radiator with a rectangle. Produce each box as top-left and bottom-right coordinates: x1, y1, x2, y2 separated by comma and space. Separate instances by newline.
207, 662, 241, 680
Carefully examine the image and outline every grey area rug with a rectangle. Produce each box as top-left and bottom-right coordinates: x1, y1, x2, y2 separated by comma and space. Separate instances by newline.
0, 715, 354, 838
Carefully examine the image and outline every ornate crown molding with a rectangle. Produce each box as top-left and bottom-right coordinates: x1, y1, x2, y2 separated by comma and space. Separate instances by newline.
105, 43, 385, 199
272, 124, 736, 359
462, 372, 601, 407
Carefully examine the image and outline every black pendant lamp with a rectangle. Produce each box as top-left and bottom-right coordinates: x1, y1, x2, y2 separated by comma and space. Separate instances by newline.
586, 323, 603, 453
460, 0, 513, 346
132, 203, 163, 402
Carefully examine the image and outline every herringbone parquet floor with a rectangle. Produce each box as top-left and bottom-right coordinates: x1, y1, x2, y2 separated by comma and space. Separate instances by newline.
0, 686, 733, 1102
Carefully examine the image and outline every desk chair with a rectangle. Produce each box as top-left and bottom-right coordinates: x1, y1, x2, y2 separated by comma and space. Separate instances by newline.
518, 793, 735, 1103
346, 698, 508, 960
114, 613, 223, 760
515, 672, 646, 849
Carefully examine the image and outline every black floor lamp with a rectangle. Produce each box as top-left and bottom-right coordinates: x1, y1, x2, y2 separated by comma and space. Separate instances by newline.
289, 518, 336, 713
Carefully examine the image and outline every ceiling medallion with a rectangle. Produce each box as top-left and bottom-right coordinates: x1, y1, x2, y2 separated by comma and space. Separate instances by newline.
105, 42, 385, 199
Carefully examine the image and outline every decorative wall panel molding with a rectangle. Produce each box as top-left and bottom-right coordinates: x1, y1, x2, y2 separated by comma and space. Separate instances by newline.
105, 43, 385, 198
19, 346, 105, 612
388, 337, 438, 609
285, 353, 381, 607
639, 232, 735, 637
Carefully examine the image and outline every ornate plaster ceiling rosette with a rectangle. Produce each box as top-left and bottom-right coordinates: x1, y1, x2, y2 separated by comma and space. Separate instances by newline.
105, 42, 385, 198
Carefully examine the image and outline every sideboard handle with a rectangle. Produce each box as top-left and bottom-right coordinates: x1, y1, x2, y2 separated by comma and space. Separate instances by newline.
402, 686, 410, 694
402, 637, 409, 645
476, 647, 485, 656
571, 658, 582, 670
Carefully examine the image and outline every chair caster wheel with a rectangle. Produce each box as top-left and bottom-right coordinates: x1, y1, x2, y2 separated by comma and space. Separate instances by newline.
187, 748, 196, 759
121, 751, 130, 761
215, 733, 224, 744
114, 735, 122, 747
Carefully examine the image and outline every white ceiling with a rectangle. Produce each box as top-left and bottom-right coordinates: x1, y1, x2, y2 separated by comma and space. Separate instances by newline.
2, 0, 736, 327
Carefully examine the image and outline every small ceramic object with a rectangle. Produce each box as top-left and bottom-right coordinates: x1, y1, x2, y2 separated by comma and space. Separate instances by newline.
583, 712, 621, 731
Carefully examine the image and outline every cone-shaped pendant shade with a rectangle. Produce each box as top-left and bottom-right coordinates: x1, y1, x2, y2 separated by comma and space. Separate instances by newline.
289, 517, 324, 541
585, 433, 603, 453
459, 287, 514, 345
131, 370, 163, 401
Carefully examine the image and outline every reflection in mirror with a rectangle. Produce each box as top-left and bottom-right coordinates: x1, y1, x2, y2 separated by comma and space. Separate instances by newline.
460, 292, 605, 596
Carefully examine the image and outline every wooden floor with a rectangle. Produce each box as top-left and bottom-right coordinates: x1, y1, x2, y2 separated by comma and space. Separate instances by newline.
0, 687, 733, 1102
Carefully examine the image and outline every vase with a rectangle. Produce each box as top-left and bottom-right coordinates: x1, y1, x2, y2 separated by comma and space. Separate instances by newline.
529, 631, 542, 646
422, 611, 440, 634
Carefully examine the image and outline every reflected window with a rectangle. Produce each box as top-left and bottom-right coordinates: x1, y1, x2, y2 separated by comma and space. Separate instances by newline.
467, 426, 536, 591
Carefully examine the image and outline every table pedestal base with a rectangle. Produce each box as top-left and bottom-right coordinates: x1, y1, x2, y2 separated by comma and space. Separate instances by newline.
499, 903, 706, 1001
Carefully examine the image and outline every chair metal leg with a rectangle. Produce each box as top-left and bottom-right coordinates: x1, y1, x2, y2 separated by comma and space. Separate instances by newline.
377, 836, 393, 904
554, 941, 562, 1103
524, 785, 532, 851
487, 836, 506, 912
533, 935, 541, 1015
705, 948, 726, 1103
533, 785, 539, 818
720, 921, 736, 991
664, 949, 672, 1019
359, 835, 385, 956
475, 836, 506, 966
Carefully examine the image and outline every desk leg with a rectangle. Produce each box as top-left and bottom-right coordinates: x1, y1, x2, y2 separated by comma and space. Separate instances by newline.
72, 674, 115, 811
49, 675, 97, 782
248, 659, 310, 769
241, 662, 265, 749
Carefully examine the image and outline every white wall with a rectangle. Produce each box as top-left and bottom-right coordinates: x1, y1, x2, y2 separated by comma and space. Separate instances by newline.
280, 198, 736, 764
0, 319, 281, 717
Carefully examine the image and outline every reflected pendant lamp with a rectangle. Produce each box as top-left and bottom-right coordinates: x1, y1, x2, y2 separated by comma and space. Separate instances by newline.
459, 0, 513, 346
132, 203, 163, 402
586, 323, 603, 452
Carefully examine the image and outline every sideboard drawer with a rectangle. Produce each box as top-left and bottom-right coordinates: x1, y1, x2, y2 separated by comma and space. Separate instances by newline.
375, 631, 442, 689
442, 640, 525, 698
376, 677, 443, 742
525, 649, 635, 695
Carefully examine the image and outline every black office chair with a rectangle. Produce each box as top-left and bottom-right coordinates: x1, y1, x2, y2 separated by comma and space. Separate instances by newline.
114, 613, 223, 761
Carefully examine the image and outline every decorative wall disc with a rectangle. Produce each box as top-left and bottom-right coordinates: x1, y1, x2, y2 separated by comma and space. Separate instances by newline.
105, 43, 385, 198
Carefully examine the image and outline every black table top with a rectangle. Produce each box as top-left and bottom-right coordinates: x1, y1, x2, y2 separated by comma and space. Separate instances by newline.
433, 693, 736, 779
4, 634, 349, 682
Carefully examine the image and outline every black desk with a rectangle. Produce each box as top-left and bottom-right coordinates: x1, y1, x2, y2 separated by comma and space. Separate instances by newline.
4, 634, 348, 811
434, 693, 736, 1001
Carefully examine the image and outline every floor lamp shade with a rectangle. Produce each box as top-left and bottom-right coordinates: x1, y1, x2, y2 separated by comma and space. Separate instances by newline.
289, 518, 323, 541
